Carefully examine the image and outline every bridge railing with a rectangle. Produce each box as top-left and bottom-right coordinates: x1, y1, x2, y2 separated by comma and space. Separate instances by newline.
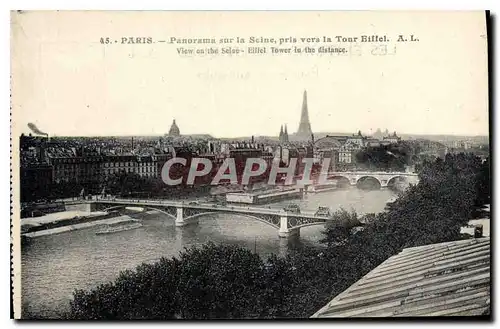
326, 171, 417, 176
91, 198, 325, 218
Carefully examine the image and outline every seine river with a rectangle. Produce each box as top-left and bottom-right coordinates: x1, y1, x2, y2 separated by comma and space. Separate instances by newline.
21, 188, 396, 318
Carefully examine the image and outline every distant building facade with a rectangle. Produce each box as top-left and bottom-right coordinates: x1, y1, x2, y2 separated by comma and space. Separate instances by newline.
20, 135, 176, 200
383, 132, 401, 144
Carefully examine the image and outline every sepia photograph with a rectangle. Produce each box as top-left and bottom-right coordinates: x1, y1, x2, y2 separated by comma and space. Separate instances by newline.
10, 10, 490, 320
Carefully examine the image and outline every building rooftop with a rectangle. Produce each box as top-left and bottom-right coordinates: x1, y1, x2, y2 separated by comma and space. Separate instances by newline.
311, 237, 490, 318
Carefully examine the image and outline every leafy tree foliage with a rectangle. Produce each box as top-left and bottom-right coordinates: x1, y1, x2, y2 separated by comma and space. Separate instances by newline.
320, 209, 362, 246
174, 243, 264, 319
355, 143, 410, 171
475, 157, 490, 207
69, 257, 180, 319
68, 243, 267, 319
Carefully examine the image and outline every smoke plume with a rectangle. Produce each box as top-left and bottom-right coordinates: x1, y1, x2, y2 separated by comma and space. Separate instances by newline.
27, 123, 48, 136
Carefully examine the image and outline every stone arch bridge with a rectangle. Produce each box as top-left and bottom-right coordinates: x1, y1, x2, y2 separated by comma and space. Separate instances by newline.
326, 171, 419, 188
89, 199, 331, 238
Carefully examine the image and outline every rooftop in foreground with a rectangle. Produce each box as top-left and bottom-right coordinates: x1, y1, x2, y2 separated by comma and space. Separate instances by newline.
311, 237, 490, 318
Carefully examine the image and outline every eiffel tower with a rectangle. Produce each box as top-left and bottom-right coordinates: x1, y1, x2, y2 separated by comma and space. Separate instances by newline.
296, 90, 313, 141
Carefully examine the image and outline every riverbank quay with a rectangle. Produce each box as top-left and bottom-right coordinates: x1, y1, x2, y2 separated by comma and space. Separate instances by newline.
226, 187, 303, 205
305, 182, 338, 194
21, 210, 135, 238
23, 215, 139, 238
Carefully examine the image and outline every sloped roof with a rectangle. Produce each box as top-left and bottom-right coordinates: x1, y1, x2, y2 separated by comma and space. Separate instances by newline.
315, 136, 343, 149
311, 237, 490, 318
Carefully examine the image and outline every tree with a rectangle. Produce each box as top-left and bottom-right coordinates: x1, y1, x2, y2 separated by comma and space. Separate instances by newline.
175, 242, 264, 319
68, 257, 180, 319
68, 243, 266, 319
374, 153, 480, 248
355, 144, 409, 171
320, 209, 362, 246
475, 157, 490, 207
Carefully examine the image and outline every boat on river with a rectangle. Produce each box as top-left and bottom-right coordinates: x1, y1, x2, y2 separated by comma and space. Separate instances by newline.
96, 221, 143, 235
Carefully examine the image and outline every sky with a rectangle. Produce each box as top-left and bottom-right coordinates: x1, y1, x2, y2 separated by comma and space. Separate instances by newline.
11, 11, 489, 138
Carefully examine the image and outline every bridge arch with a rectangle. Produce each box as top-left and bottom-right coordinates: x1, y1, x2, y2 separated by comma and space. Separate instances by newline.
101, 205, 177, 220
356, 176, 382, 190
387, 175, 407, 186
326, 175, 351, 187
184, 211, 280, 229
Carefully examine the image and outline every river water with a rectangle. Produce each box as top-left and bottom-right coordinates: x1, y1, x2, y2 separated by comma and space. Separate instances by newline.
21, 188, 396, 318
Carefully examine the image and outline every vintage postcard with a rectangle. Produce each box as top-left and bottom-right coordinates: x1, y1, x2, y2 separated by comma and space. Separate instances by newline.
11, 11, 490, 319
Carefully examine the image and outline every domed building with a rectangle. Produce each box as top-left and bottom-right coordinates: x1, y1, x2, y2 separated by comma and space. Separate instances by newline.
314, 136, 345, 172
168, 119, 180, 137
314, 136, 343, 150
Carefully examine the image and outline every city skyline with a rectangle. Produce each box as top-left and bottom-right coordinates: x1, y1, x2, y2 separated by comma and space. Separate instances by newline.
21, 126, 490, 139
12, 11, 489, 139
17, 86, 490, 138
